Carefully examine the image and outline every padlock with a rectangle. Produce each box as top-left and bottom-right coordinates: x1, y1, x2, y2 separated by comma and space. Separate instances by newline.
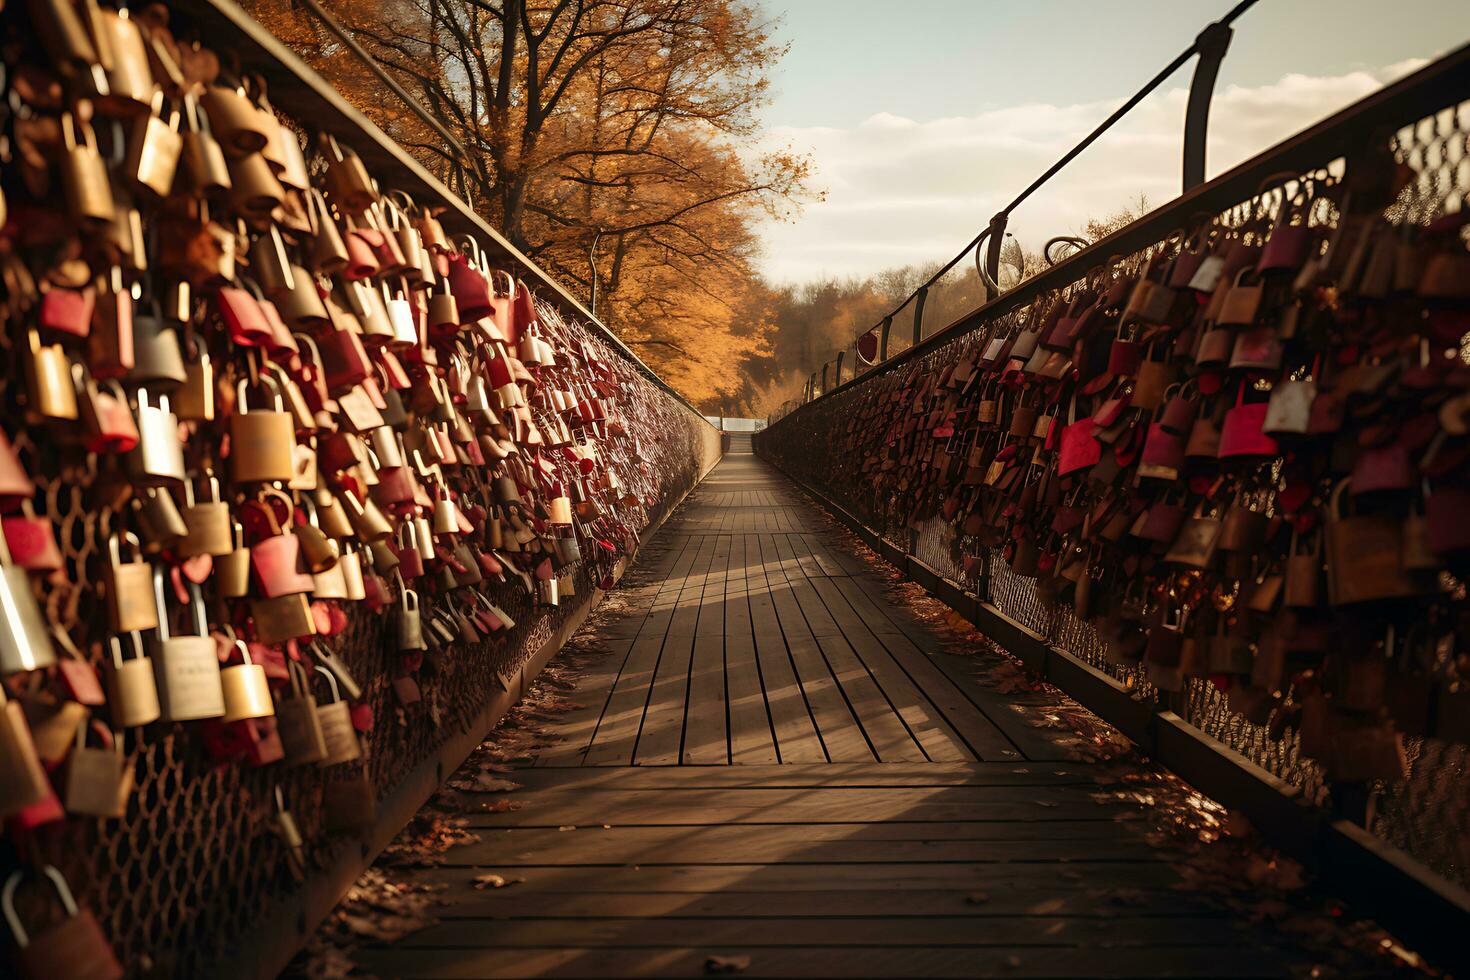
546, 483, 573, 527
369, 426, 404, 469
432, 484, 459, 535
413, 515, 437, 563
0, 516, 55, 674
125, 92, 183, 197
339, 546, 367, 601
217, 522, 252, 598
96, 5, 153, 112
231, 374, 296, 484
314, 666, 362, 765
24, 329, 78, 422
275, 660, 328, 765
273, 785, 308, 880
0, 686, 52, 818
220, 630, 274, 723
75, 369, 139, 453
294, 496, 340, 572
180, 475, 234, 557
251, 593, 317, 645
127, 389, 186, 485
133, 485, 188, 553
397, 585, 426, 651
151, 571, 225, 722
63, 719, 129, 818
103, 532, 158, 633
1, 867, 122, 980
320, 133, 377, 213
59, 112, 115, 229
382, 281, 419, 346
105, 632, 161, 728
228, 150, 286, 217
313, 489, 355, 540
340, 488, 392, 541
178, 92, 232, 197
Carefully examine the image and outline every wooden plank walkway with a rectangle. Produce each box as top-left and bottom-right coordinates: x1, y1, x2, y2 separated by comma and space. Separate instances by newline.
354, 452, 1324, 978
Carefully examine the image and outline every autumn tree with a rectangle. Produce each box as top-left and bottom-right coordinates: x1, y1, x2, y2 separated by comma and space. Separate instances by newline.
245, 0, 809, 412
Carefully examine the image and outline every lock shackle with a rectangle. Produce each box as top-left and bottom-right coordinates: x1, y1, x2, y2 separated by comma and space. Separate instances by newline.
108, 531, 144, 567
3, 866, 80, 946
314, 664, 342, 703
109, 631, 146, 668
219, 622, 254, 667
74, 715, 116, 752
152, 567, 208, 641
237, 371, 286, 414
135, 386, 171, 416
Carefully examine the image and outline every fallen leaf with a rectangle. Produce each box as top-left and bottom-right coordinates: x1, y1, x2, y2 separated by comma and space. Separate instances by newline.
472, 873, 525, 890
705, 954, 751, 974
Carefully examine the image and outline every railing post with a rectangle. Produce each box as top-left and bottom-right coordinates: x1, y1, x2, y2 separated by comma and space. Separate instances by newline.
982, 214, 1009, 302
879, 316, 892, 360
819, 362, 829, 394
911, 287, 928, 346
834, 351, 845, 387
1183, 20, 1234, 192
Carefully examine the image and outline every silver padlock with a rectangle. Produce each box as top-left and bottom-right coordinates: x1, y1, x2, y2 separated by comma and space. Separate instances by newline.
151, 570, 225, 722
127, 388, 186, 485
0, 529, 56, 674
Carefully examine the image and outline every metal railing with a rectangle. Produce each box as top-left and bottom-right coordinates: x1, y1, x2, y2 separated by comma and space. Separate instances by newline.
757, 41, 1470, 974
797, 0, 1259, 397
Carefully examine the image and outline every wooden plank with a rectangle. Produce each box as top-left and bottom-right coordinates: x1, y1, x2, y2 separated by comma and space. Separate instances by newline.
505, 762, 1096, 790
744, 533, 826, 763
682, 534, 731, 764
445, 835, 1170, 866
404, 860, 1190, 893
781, 535, 979, 763
533, 535, 695, 768
391, 914, 1266, 949
580, 536, 708, 766
426, 885, 1204, 919
355, 944, 1300, 979
634, 534, 720, 765
758, 534, 873, 762
724, 534, 780, 765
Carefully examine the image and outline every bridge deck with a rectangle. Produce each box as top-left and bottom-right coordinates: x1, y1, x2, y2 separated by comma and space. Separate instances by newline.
354, 453, 1328, 978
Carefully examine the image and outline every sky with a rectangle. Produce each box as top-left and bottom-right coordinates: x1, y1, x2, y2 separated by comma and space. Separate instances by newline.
752, 0, 1470, 284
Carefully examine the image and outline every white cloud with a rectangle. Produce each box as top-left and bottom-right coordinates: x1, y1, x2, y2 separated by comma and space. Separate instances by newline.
758, 60, 1426, 283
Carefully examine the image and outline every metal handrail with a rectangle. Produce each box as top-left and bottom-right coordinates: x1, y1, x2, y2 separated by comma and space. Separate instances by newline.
804, 0, 1259, 400
785, 39, 1470, 414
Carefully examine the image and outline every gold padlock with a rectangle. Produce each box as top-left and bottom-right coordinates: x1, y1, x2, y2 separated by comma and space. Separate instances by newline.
201, 78, 269, 155
179, 93, 232, 198
103, 533, 157, 633
62, 719, 128, 818
0, 686, 53, 818
313, 666, 361, 766
294, 496, 339, 573
176, 343, 216, 422
127, 388, 186, 486
106, 632, 161, 728
58, 111, 114, 229
275, 661, 326, 766
230, 374, 296, 484
133, 486, 188, 553
180, 475, 234, 557
220, 629, 274, 723
24, 329, 78, 422
313, 489, 354, 540
217, 522, 251, 599
320, 133, 377, 213
340, 488, 391, 542
228, 151, 285, 218
151, 572, 224, 722
251, 593, 317, 645
96, 6, 154, 113
124, 92, 183, 198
